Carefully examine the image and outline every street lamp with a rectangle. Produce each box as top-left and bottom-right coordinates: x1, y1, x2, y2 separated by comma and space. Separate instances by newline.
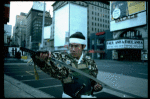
40, 1, 45, 50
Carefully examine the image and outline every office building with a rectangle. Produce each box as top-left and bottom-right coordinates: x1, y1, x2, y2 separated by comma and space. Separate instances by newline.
26, 7, 52, 50
14, 12, 27, 47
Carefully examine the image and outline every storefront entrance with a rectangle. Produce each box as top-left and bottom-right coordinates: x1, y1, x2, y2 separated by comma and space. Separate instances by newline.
118, 49, 141, 61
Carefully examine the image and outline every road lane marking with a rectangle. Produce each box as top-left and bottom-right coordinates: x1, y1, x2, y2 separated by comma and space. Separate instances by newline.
4, 63, 28, 65
36, 85, 62, 89
26, 71, 34, 75
25, 70, 42, 75
21, 78, 55, 82
138, 73, 148, 75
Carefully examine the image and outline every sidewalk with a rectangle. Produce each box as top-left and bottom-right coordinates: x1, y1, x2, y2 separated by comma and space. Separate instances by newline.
4, 57, 55, 98
95, 71, 148, 98
4, 74, 55, 98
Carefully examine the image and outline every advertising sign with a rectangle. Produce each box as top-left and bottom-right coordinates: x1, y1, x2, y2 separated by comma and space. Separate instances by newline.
110, 1, 146, 21
32, 1, 46, 11
127, 1, 146, 15
106, 39, 143, 50
110, 1, 147, 31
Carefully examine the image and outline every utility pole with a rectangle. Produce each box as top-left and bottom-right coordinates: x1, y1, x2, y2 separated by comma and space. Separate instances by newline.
40, 1, 45, 49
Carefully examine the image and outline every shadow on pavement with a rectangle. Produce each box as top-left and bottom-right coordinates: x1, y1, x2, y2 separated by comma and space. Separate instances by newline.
94, 92, 120, 98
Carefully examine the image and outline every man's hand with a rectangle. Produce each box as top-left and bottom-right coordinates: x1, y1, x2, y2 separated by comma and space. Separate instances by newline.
93, 83, 103, 92
40, 51, 51, 60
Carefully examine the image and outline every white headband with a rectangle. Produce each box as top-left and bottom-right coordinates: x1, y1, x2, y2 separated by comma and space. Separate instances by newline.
69, 38, 86, 45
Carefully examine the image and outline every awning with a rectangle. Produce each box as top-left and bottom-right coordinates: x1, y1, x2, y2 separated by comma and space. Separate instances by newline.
96, 32, 105, 36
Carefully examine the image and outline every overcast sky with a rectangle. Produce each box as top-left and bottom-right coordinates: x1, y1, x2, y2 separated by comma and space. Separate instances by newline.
7, 1, 55, 37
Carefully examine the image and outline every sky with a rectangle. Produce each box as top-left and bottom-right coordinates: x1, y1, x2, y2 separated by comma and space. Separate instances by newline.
7, 1, 55, 37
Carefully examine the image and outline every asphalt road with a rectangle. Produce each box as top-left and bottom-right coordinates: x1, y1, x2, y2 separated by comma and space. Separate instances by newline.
94, 60, 148, 79
4, 58, 148, 98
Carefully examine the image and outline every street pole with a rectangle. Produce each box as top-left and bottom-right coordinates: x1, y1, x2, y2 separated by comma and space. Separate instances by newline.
40, 1, 45, 49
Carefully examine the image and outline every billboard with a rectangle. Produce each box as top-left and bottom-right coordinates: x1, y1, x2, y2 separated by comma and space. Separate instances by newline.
54, 2, 87, 50
70, 3, 87, 50
106, 39, 143, 50
110, 1, 147, 31
44, 25, 51, 39
54, 4, 69, 47
32, 1, 46, 11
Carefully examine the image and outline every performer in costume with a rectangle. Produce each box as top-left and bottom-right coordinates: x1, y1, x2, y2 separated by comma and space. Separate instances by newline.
33, 32, 103, 98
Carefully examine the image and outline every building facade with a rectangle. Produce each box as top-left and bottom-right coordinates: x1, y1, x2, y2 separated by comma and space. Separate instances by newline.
14, 12, 27, 47
26, 8, 52, 51
4, 24, 12, 45
51, 1, 110, 51
107, 1, 148, 61
90, 30, 113, 59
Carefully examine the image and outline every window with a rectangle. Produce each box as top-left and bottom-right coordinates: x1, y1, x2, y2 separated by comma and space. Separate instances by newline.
100, 19, 102, 22
92, 39, 94, 45
97, 39, 100, 45
100, 8, 102, 12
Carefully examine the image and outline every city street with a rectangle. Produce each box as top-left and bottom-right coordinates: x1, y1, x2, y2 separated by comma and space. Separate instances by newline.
4, 58, 148, 98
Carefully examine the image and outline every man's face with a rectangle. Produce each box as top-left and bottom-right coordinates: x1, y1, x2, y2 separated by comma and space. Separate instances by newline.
69, 43, 85, 59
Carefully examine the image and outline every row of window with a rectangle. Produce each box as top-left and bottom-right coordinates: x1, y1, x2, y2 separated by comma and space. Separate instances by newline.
91, 22, 109, 28
91, 10, 109, 16
33, 20, 50, 26
90, 1, 109, 9
91, 12, 109, 19
121, 30, 142, 38
91, 17, 109, 23
91, 27, 108, 32
91, 7, 109, 14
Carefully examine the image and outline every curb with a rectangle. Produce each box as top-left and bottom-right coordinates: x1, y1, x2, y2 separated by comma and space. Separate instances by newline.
4, 74, 55, 98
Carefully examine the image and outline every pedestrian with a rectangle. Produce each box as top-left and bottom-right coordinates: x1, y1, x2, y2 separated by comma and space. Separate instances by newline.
33, 32, 103, 98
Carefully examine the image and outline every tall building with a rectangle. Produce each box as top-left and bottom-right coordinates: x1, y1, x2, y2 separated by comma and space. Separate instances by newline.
14, 12, 27, 47
51, 1, 110, 51
26, 2, 52, 51
4, 24, 12, 45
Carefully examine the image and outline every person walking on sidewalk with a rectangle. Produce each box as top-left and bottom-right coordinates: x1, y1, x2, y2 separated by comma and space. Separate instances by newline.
33, 32, 103, 98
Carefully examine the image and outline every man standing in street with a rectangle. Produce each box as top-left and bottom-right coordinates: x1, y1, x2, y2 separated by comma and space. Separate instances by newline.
33, 32, 103, 98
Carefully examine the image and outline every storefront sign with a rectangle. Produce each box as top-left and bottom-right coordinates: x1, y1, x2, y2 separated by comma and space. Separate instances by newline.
106, 39, 143, 50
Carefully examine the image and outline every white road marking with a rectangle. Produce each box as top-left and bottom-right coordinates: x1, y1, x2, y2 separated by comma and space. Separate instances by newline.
138, 73, 148, 75
36, 84, 62, 89
21, 78, 55, 82
4, 63, 28, 65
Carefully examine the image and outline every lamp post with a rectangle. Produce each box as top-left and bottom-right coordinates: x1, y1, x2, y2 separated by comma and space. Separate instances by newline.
40, 1, 45, 50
